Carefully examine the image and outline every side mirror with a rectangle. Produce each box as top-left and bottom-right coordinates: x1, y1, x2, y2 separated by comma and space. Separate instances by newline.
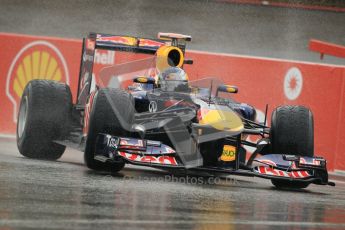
216, 85, 238, 96
133, 76, 156, 85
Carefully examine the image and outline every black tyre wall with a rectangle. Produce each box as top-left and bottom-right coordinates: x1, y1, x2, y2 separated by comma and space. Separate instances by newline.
16, 80, 72, 160
270, 105, 314, 157
271, 179, 310, 189
84, 88, 135, 171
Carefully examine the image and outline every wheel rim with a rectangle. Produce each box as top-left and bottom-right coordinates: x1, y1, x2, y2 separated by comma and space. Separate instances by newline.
18, 96, 28, 138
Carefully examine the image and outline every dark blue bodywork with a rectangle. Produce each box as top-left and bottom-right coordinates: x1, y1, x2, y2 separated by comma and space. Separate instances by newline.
130, 88, 257, 121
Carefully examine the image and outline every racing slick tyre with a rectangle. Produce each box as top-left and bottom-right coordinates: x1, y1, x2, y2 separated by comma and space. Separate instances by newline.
271, 179, 310, 189
270, 105, 314, 157
270, 105, 314, 189
17, 80, 72, 160
84, 88, 135, 172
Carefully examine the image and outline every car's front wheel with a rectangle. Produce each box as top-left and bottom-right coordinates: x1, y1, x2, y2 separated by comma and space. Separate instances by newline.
270, 105, 314, 189
84, 88, 135, 172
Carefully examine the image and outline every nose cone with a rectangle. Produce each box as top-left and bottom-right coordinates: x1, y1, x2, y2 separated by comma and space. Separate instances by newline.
199, 109, 244, 132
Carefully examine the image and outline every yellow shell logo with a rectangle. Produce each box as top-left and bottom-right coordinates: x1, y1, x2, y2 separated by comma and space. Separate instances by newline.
13, 51, 63, 98
6, 41, 69, 122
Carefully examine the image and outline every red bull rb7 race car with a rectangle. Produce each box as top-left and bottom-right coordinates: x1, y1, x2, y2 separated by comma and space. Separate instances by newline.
16, 32, 335, 189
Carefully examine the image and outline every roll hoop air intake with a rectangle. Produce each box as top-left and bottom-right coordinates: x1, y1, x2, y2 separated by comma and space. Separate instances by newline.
156, 46, 184, 71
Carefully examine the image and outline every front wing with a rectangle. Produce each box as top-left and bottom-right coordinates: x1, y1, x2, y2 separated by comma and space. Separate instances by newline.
94, 133, 334, 187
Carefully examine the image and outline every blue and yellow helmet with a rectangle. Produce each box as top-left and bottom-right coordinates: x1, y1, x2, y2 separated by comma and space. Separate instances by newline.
158, 67, 189, 92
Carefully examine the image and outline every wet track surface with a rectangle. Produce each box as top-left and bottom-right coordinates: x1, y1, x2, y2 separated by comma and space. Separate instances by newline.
1, 138, 345, 230
1, 1, 345, 229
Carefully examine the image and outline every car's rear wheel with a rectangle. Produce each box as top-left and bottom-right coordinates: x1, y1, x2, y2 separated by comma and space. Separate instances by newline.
270, 105, 314, 189
17, 80, 72, 160
84, 88, 135, 172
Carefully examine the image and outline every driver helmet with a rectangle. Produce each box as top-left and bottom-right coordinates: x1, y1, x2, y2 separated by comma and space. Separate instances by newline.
158, 67, 189, 92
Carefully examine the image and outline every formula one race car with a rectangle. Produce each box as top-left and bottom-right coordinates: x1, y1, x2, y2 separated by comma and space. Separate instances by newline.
16, 32, 335, 189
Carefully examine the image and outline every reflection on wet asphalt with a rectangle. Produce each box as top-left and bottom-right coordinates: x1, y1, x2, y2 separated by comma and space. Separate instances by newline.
0, 138, 345, 230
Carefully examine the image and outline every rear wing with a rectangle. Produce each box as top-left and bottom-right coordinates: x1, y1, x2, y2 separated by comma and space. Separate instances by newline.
95, 32, 192, 54
96, 33, 166, 54
76, 32, 192, 106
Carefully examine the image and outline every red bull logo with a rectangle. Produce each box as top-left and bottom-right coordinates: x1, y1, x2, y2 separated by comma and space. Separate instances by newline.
139, 39, 164, 48
97, 35, 137, 46
6, 40, 69, 122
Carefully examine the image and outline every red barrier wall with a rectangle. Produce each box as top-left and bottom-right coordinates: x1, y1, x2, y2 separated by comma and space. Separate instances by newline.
1, 33, 344, 171
0, 33, 81, 134
335, 70, 345, 171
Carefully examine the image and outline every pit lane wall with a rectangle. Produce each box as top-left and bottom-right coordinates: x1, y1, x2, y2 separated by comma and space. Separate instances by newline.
1, 33, 344, 171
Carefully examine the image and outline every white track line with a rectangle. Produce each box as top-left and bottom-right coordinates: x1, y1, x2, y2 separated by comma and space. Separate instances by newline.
0, 134, 16, 138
